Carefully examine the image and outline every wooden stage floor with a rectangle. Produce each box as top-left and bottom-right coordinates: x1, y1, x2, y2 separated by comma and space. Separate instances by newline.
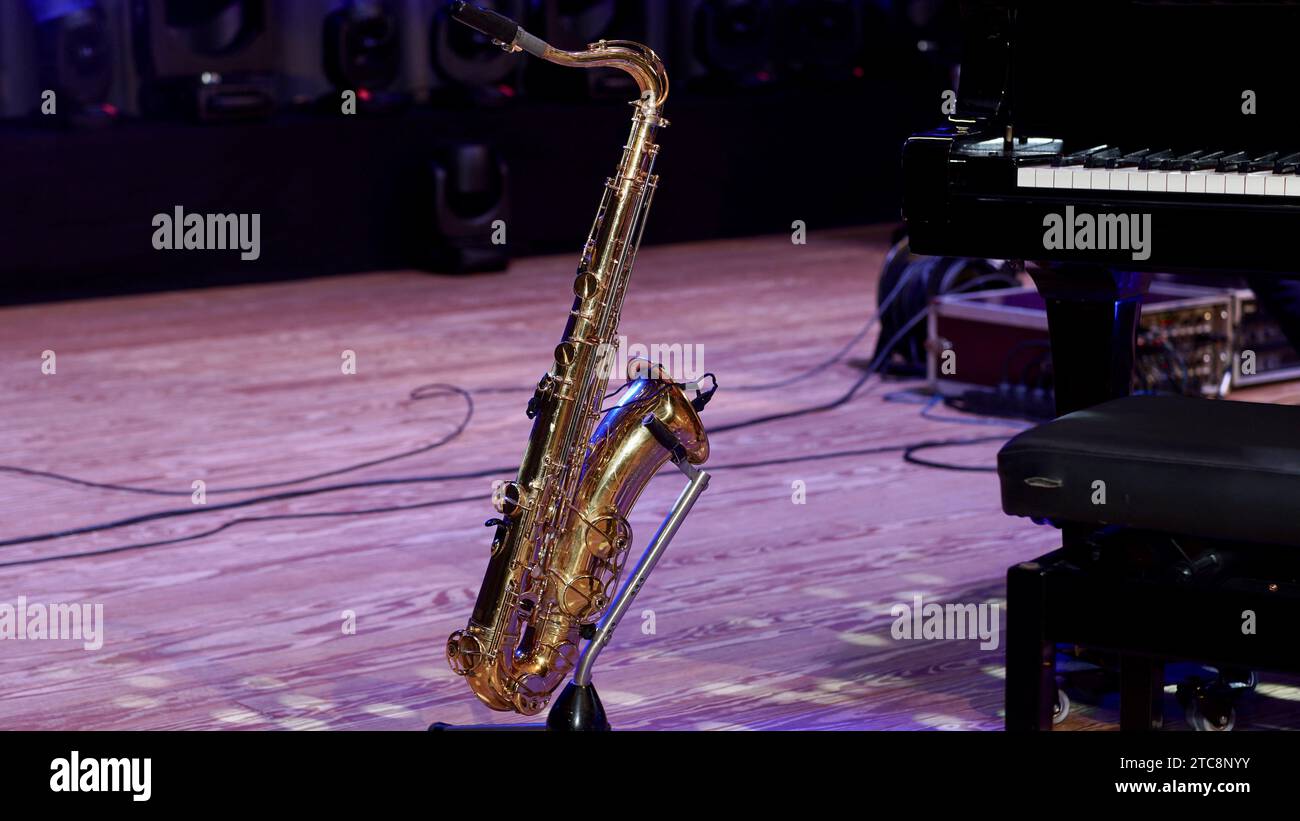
3, 225, 1299, 731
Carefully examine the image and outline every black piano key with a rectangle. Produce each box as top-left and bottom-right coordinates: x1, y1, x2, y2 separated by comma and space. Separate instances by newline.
1246, 151, 1279, 172
1185, 150, 1227, 171
1108, 148, 1153, 168
1160, 149, 1207, 170
1052, 144, 1111, 167
1083, 147, 1123, 168
1274, 151, 1300, 174
1138, 149, 1175, 169
1217, 151, 1250, 172
1189, 151, 1228, 171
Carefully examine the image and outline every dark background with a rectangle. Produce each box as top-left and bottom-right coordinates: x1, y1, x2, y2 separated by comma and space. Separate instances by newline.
0, 0, 959, 304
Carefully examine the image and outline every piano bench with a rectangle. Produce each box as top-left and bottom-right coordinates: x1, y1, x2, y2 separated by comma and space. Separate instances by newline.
996, 395, 1300, 731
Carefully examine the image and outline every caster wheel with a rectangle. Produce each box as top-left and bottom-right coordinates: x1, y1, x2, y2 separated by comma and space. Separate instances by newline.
1224, 670, 1258, 693
1052, 688, 1070, 725
1186, 696, 1235, 732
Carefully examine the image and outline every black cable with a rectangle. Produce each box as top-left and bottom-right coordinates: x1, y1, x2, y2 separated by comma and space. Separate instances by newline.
0, 468, 513, 549
0, 383, 475, 497
730, 260, 918, 391
0, 435, 1010, 569
0, 495, 483, 569
708, 295, 936, 434
902, 435, 1006, 472
919, 394, 1032, 430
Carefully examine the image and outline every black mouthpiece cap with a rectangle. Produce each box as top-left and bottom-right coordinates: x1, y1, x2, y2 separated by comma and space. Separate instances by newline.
449, 2, 520, 44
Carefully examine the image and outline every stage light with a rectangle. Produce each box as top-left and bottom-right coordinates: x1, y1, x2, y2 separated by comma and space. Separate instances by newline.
132, 0, 276, 121
425, 143, 510, 273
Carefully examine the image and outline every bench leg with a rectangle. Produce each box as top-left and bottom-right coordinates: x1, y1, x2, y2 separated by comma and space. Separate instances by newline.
1119, 655, 1164, 731
1006, 560, 1056, 730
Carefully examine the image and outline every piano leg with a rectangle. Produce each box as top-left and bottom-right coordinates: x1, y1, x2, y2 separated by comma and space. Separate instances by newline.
1026, 264, 1151, 416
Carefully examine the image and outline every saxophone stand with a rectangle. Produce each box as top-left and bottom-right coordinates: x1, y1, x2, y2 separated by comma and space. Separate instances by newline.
431, 417, 711, 732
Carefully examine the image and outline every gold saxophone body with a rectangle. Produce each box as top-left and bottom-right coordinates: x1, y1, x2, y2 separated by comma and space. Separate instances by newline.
445, 3, 711, 716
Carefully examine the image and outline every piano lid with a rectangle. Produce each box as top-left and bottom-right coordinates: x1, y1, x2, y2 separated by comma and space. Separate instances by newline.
959, 0, 1300, 152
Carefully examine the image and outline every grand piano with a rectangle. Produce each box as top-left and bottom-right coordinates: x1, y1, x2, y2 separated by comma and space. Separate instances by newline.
904, 1, 1300, 731
906, 1, 1300, 276
905, 0, 1300, 413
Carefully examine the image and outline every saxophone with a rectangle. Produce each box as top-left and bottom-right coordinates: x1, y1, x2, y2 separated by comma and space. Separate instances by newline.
445, 2, 712, 716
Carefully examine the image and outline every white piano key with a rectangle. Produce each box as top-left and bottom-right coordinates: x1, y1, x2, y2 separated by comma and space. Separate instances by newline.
1008, 159, 1292, 199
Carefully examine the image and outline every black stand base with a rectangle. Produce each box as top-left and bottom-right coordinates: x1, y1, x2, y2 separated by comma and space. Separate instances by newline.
428, 682, 611, 732
545, 682, 611, 732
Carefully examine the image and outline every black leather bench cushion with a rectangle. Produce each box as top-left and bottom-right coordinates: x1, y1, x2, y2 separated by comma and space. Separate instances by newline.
999, 395, 1300, 546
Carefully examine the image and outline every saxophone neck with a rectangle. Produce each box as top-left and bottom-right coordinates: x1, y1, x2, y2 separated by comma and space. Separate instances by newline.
537, 41, 669, 114
449, 2, 669, 111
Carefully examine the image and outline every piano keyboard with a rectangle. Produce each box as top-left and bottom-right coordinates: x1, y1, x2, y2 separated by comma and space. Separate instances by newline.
1015, 147, 1300, 197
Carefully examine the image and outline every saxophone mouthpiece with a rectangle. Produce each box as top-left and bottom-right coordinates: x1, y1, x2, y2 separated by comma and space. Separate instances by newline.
449, 2, 519, 43
449, 2, 551, 57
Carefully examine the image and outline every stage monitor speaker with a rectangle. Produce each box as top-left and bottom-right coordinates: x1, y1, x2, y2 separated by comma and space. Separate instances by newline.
323, 1, 401, 91
675, 0, 778, 91
0, 3, 40, 118
3, 1, 130, 123
323, 0, 408, 111
131, 0, 277, 120
526, 0, 669, 99
428, 0, 523, 101
273, 1, 458, 108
